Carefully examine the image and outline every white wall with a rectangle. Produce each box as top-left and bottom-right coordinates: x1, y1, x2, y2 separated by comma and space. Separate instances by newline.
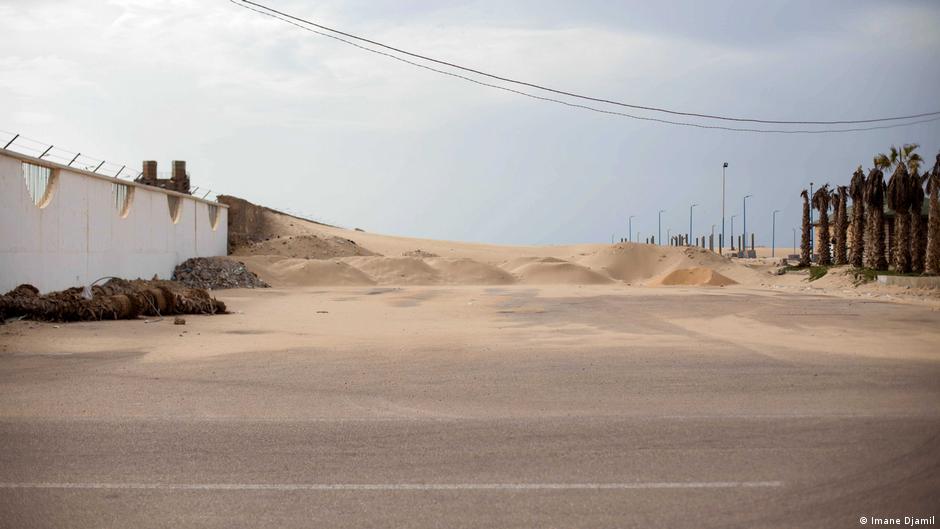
0, 149, 228, 293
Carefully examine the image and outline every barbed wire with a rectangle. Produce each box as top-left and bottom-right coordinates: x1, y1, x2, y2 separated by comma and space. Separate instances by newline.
1, 130, 350, 224
0, 129, 220, 201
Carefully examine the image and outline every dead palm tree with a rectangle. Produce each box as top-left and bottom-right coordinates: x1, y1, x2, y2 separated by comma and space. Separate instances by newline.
910, 169, 927, 273
812, 184, 832, 265
800, 189, 811, 266
849, 167, 866, 267
885, 162, 913, 273
833, 186, 848, 265
865, 167, 887, 270
926, 153, 940, 276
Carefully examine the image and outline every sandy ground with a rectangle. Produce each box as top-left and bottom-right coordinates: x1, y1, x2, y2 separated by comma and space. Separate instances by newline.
2, 208, 939, 527
1, 284, 939, 528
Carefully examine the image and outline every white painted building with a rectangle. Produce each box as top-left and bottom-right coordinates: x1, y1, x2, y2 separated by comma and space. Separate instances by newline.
0, 149, 228, 293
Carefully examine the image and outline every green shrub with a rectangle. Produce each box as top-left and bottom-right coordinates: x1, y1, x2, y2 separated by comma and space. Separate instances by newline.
808, 266, 828, 281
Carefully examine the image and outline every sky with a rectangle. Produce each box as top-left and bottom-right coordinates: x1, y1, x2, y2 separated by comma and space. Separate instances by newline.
1, 0, 939, 247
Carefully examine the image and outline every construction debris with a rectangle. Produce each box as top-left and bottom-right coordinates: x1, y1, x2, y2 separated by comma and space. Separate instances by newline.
0, 279, 226, 323
172, 257, 269, 290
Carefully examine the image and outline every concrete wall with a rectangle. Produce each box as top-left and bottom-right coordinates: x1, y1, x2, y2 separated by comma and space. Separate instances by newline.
0, 149, 228, 293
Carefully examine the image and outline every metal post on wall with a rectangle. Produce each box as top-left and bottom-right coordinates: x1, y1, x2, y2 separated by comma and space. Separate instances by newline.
2, 134, 19, 150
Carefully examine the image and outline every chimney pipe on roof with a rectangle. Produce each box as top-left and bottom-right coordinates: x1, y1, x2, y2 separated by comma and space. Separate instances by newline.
141, 160, 157, 184
171, 160, 190, 194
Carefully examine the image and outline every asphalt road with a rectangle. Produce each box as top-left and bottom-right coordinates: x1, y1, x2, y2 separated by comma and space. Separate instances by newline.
1, 286, 938, 528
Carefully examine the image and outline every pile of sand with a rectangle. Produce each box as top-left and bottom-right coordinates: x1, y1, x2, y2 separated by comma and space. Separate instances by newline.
221, 195, 763, 288
402, 249, 439, 258
648, 267, 737, 287
503, 258, 612, 285
234, 234, 376, 260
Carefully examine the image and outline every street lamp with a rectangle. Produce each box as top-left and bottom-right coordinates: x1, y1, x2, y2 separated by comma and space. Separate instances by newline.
658, 209, 665, 246
689, 203, 698, 247
711, 224, 716, 250
809, 182, 814, 256
721, 162, 728, 254
792, 227, 797, 257
772, 209, 780, 258
743, 195, 753, 254
730, 214, 738, 251
628, 215, 636, 243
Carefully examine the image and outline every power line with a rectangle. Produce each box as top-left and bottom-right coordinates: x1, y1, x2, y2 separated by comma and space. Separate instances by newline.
230, 0, 940, 134
233, 0, 940, 127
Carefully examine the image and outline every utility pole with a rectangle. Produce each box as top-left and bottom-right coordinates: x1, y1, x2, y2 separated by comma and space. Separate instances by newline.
772, 209, 780, 257
721, 162, 728, 254
628, 215, 635, 243
730, 214, 737, 251
743, 195, 753, 255
658, 210, 665, 246
689, 203, 698, 246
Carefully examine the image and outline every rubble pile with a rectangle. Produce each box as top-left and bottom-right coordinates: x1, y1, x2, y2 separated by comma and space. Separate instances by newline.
0, 279, 226, 323
172, 257, 269, 290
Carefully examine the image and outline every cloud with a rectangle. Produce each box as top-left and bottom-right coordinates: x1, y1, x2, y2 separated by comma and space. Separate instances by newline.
0, 0, 938, 244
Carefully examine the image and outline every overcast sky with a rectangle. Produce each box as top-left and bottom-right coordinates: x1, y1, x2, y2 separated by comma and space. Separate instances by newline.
2, 0, 939, 246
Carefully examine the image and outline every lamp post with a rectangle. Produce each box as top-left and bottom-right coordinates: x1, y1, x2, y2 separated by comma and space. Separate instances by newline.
689, 203, 698, 247
731, 214, 738, 250
711, 224, 716, 251
809, 182, 814, 256
658, 210, 665, 246
792, 227, 797, 257
628, 215, 635, 243
743, 195, 753, 254
772, 209, 780, 257
721, 162, 728, 254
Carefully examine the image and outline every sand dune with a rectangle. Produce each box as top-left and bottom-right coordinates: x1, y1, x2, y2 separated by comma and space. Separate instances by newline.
509, 260, 613, 285
240, 255, 375, 287
648, 267, 737, 287
228, 201, 765, 288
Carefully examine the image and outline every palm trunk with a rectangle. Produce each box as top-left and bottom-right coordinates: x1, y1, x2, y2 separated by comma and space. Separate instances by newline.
834, 188, 848, 265
869, 207, 887, 270
927, 164, 940, 275
895, 212, 911, 273
886, 218, 895, 269
851, 200, 865, 267
911, 208, 926, 273
800, 191, 811, 267
817, 208, 831, 265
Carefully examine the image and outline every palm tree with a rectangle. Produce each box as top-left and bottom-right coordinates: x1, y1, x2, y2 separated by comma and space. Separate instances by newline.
877, 143, 924, 273
833, 186, 848, 265
885, 161, 913, 273
865, 167, 887, 270
926, 153, 940, 276
910, 169, 927, 274
849, 167, 866, 267
812, 184, 832, 265
800, 189, 811, 266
